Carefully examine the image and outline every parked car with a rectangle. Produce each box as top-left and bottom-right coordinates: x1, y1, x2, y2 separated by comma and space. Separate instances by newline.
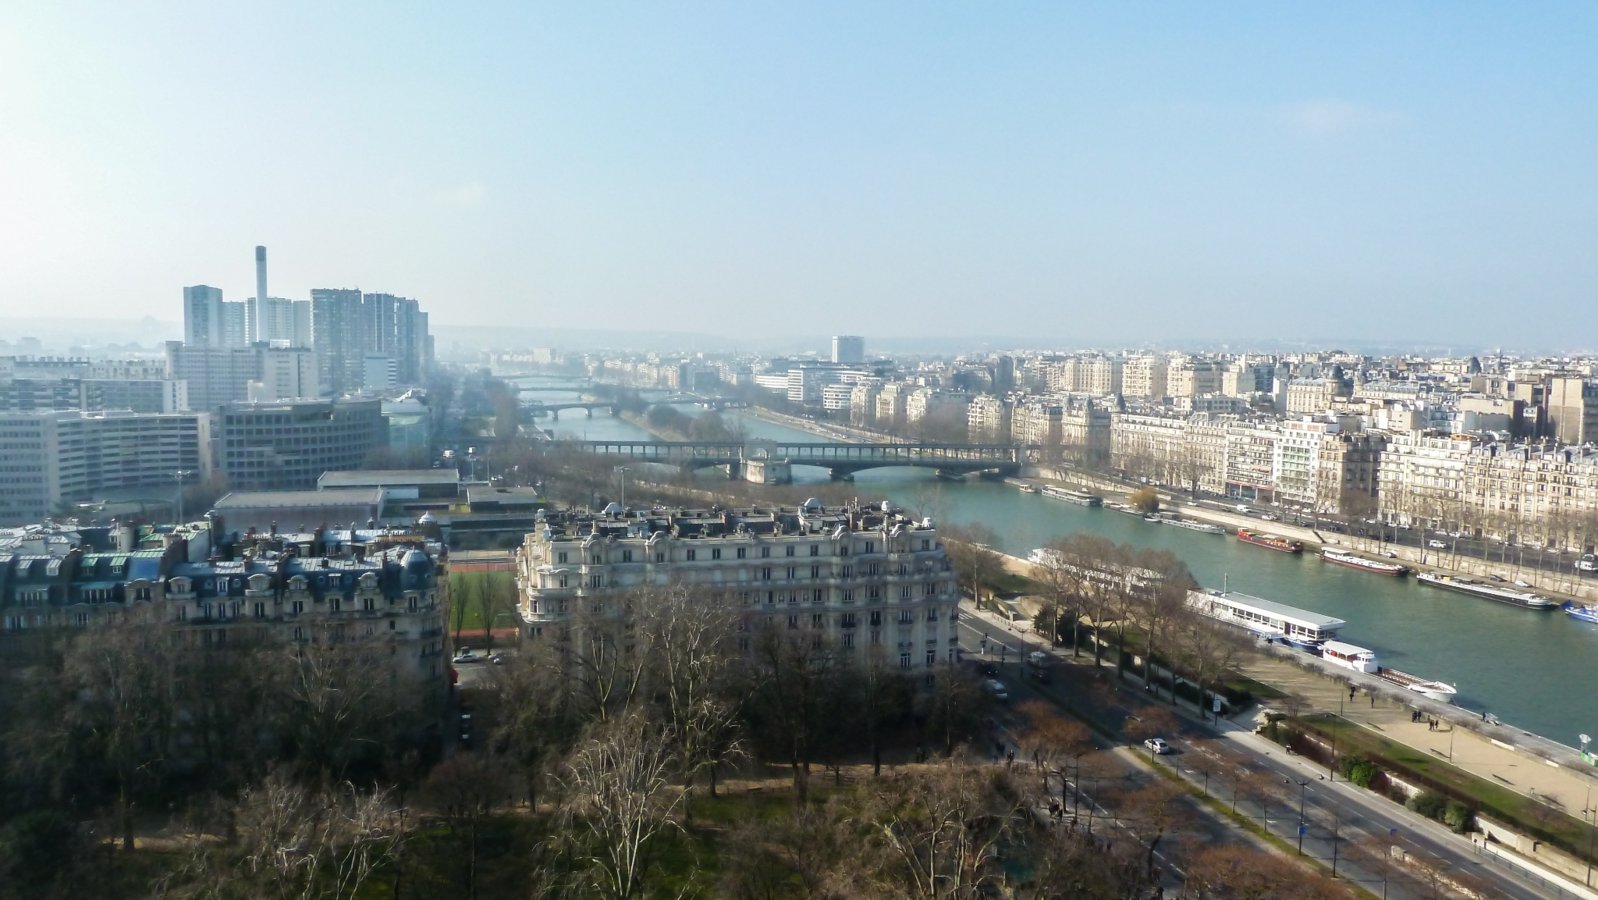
1143, 737, 1171, 755
1577, 554, 1598, 573
1427, 540, 1448, 550
1488, 573, 1507, 582
489, 652, 509, 665
452, 650, 482, 663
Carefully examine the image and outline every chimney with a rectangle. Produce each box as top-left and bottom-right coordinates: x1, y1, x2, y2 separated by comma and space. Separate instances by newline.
255, 245, 268, 309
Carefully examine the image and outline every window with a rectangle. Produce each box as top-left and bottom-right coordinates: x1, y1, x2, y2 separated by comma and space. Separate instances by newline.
869, 611, 881, 626
926, 607, 939, 621
811, 565, 820, 578
711, 548, 721, 560
686, 549, 697, 561
622, 549, 633, 562
557, 551, 569, 564
761, 567, 772, 581
291, 600, 304, 615
842, 631, 855, 649
786, 566, 796, 580
865, 541, 875, 554
558, 575, 569, 588
786, 546, 795, 557
364, 597, 376, 611
736, 547, 746, 559
787, 615, 798, 630
926, 649, 936, 667
921, 539, 931, 551
812, 589, 824, 603
655, 552, 665, 563
898, 610, 913, 624
809, 545, 819, 557
761, 546, 771, 558
899, 652, 911, 669
811, 613, 824, 629
254, 602, 266, 619
590, 554, 601, 565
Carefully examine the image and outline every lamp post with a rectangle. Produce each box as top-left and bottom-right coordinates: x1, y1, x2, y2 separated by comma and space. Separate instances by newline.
1288, 777, 1310, 855
174, 469, 194, 525
617, 466, 629, 509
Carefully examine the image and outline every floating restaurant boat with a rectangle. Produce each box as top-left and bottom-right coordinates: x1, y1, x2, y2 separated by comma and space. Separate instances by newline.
1236, 528, 1303, 554
1563, 601, 1598, 624
1163, 517, 1226, 535
1041, 485, 1101, 506
1320, 548, 1409, 576
1416, 572, 1557, 610
1186, 589, 1344, 649
1319, 639, 1379, 673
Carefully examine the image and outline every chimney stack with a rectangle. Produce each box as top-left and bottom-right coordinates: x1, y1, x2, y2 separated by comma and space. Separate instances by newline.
255, 244, 268, 316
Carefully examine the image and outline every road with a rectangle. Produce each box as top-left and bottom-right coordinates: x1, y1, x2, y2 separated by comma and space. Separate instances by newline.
959, 608, 1566, 900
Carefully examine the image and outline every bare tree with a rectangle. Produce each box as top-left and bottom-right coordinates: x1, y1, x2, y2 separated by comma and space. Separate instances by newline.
267, 630, 400, 784
1116, 780, 1185, 881
940, 523, 1006, 608
420, 753, 514, 900
482, 641, 579, 811
870, 761, 1021, 899
234, 770, 408, 900
555, 714, 686, 900
639, 584, 745, 805
1170, 612, 1251, 721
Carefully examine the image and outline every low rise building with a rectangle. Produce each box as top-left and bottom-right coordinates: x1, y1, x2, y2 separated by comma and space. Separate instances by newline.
213, 398, 387, 491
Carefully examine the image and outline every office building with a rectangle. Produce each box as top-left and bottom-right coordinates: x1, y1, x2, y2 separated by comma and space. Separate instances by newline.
0, 410, 212, 524
831, 335, 865, 365
165, 342, 319, 411
213, 398, 387, 491
183, 285, 226, 347
515, 501, 960, 671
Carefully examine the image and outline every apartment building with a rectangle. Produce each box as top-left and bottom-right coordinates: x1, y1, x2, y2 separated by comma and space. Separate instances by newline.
515, 502, 960, 672
1122, 356, 1168, 401
966, 395, 1013, 444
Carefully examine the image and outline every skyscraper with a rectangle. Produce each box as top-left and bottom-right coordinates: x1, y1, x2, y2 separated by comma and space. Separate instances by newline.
183, 285, 224, 346
311, 288, 365, 395
831, 335, 865, 365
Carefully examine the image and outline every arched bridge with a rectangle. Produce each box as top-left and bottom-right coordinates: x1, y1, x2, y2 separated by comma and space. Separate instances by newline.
559, 440, 1030, 480
524, 400, 619, 419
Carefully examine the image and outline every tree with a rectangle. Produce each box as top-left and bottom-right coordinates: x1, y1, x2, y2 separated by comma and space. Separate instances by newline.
61, 606, 180, 850
639, 584, 745, 805
266, 632, 402, 783
482, 642, 579, 811
556, 714, 686, 900
745, 624, 843, 803
941, 523, 1005, 607
1128, 487, 1161, 514
1127, 548, 1197, 692
869, 761, 1021, 899
1015, 699, 1094, 803
234, 770, 408, 900
1171, 611, 1251, 721
420, 753, 514, 900
1116, 780, 1185, 881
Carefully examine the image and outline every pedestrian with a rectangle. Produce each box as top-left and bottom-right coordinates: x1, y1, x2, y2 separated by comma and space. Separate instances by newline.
1482, 710, 1488, 723
1350, 686, 1357, 702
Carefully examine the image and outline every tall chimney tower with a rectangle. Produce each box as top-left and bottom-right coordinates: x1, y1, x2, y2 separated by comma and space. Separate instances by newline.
252, 245, 269, 343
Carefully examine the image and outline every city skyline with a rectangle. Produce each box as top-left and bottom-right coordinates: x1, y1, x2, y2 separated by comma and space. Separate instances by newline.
3, 4, 1596, 346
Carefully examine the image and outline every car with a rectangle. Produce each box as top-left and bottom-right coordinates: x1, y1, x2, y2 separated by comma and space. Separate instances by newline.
1259, 513, 1277, 521
1143, 737, 1171, 755
1382, 551, 1399, 559
1488, 573, 1507, 582
985, 679, 1009, 702
489, 652, 509, 665
976, 661, 999, 677
452, 650, 482, 663
1577, 554, 1598, 573
1427, 540, 1448, 549
1514, 579, 1533, 588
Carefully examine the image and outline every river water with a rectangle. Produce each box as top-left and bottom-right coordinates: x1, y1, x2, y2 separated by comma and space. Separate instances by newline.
510, 376, 1592, 745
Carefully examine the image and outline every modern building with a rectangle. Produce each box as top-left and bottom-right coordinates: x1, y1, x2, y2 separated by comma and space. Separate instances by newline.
183, 285, 226, 347
514, 501, 960, 671
213, 398, 387, 491
311, 289, 432, 395
831, 335, 865, 365
0, 410, 212, 524
1546, 376, 1598, 445
165, 341, 319, 411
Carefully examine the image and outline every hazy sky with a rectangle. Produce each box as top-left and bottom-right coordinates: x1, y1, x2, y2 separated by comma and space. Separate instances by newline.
2, 3, 1595, 348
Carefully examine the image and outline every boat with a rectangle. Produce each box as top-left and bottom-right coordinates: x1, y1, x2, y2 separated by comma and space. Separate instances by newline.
1416, 572, 1557, 610
1236, 528, 1303, 554
1163, 517, 1226, 535
1019, 483, 1040, 494
1110, 503, 1146, 517
1319, 639, 1379, 673
1041, 485, 1101, 506
1186, 589, 1345, 649
1406, 681, 1460, 703
1563, 601, 1598, 624
1320, 548, 1409, 576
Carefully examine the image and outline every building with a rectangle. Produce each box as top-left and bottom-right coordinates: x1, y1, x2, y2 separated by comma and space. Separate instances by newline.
831, 335, 865, 365
514, 501, 960, 672
165, 341, 319, 411
210, 488, 390, 534
0, 410, 212, 524
213, 398, 387, 491
1122, 356, 1168, 401
183, 285, 226, 347
1546, 377, 1598, 445
966, 395, 1013, 444
312, 290, 434, 396
1167, 357, 1224, 400
0, 524, 450, 701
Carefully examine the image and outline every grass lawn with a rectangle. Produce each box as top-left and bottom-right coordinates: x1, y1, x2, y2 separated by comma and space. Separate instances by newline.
448, 569, 518, 633
1298, 713, 1598, 858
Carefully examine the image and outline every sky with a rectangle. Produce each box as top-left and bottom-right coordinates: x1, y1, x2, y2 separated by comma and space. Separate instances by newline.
2, 2, 1595, 350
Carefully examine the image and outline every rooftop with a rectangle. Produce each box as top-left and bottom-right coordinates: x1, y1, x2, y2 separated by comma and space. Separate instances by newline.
213, 488, 386, 511
319, 469, 460, 488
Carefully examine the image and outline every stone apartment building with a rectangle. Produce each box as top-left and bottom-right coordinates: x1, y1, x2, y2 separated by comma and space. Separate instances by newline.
515, 501, 961, 673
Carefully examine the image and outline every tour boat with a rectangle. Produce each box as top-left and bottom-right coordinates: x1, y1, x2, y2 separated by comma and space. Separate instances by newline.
1236, 528, 1303, 554
1563, 602, 1598, 624
1416, 572, 1557, 610
1319, 639, 1379, 673
1163, 517, 1226, 535
1320, 548, 1409, 576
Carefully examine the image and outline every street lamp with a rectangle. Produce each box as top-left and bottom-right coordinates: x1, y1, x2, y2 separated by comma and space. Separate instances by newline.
1287, 777, 1310, 855
616, 466, 629, 509
174, 469, 194, 525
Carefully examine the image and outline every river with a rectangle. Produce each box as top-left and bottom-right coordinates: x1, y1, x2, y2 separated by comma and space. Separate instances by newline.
508, 376, 1594, 746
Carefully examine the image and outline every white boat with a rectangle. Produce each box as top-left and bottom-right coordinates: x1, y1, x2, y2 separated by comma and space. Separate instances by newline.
1407, 680, 1459, 703
1163, 517, 1226, 535
1041, 485, 1102, 506
1186, 589, 1345, 648
1320, 639, 1379, 673
1416, 572, 1557, 610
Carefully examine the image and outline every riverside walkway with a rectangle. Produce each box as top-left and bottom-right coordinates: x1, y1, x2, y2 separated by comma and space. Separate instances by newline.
992, 547, 1598, 890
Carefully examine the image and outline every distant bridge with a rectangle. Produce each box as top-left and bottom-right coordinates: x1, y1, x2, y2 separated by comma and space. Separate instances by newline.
523, 400, 618, 419
557, 440, 1031, 480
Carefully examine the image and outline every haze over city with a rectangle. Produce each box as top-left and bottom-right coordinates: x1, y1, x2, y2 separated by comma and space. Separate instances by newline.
3, 3, 1596, 349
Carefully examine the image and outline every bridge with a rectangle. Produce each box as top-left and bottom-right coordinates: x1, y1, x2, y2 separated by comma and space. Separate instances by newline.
558, 440, 1030, 481
523, 400, 618, 419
